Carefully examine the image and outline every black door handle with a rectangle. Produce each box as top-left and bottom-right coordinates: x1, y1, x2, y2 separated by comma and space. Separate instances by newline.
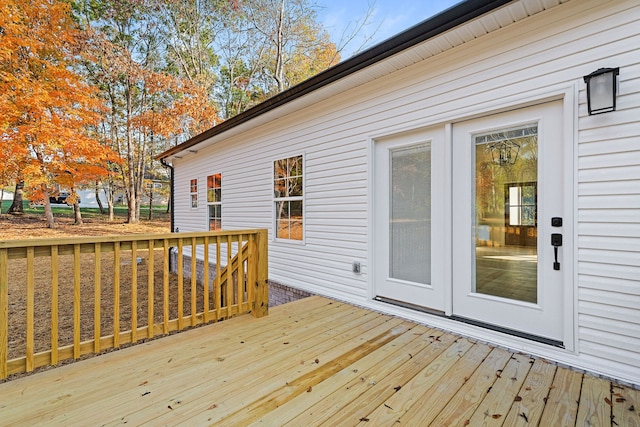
551, 233, 562, 270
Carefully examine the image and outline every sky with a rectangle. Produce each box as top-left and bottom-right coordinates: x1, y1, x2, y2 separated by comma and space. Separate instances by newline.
316, 0, 462, 60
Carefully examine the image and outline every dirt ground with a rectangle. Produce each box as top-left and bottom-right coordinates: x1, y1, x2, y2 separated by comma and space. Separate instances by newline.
1, 213, 184, 382
0, 213, 170, 241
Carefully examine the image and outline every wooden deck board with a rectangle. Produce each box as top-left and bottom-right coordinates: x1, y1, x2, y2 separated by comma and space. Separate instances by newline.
0, 295, 637, 427
502, 357, 558, 426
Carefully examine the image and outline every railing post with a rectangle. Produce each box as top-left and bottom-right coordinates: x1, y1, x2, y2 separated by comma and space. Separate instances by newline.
252, 230, 269, 318
0, 248, 8, 379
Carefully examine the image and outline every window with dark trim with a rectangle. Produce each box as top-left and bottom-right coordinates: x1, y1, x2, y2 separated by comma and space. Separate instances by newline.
207, 173, 222, 230
274, 155, 303, 240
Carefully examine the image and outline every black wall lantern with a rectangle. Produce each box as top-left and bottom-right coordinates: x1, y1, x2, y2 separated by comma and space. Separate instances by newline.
583, 67, 619, 115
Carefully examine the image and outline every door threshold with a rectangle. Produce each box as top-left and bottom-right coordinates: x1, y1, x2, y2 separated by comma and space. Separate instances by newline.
451, 315, 564, 348
374, 296, 445, 317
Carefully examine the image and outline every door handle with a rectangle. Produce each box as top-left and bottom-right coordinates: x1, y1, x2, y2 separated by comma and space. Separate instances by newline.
551, 233, 562, 270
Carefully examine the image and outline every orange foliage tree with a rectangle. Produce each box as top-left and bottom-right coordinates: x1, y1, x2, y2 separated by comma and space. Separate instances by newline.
0, 0, 120, 227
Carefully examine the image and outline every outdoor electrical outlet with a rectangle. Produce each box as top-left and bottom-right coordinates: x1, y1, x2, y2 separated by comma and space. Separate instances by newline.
352, 261, 361, 274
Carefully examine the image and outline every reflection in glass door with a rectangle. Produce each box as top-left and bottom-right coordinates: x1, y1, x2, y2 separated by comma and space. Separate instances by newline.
474, 125, 538, 303
452, 101, 566, 343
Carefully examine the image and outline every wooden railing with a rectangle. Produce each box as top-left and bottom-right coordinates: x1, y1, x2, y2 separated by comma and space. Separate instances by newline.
0, 230, 268, 379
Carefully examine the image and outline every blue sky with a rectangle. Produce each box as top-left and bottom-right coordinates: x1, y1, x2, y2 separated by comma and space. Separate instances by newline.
316, 0, 462, 60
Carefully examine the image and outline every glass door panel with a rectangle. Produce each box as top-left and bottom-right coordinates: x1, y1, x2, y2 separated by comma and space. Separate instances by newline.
373, 127, 445, 312
452, 100, 567, 344
474, 125, 538, 303
390, 144, 431, 284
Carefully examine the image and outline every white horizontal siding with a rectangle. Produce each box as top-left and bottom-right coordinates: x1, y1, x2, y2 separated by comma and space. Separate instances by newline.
576, 1, 640, 381
171, 0, 640, 383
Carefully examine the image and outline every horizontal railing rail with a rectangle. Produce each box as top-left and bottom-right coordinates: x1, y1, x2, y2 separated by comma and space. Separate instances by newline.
0, 230, 268, 379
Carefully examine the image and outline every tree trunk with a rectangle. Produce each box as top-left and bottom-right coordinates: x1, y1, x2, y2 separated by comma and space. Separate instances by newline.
125, 81, 138, 224
8, 180, 25, 215
42, 186, 55, 228
95, 184, 105, 214
274, 0, 286, 93
148, 187, 154, 220
73, 202, 83, 225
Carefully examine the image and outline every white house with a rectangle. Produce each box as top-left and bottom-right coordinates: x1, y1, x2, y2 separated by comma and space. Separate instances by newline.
158, 0, 640, 386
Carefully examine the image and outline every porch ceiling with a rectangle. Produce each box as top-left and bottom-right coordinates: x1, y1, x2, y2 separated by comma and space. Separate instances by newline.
1, 295, 637, 425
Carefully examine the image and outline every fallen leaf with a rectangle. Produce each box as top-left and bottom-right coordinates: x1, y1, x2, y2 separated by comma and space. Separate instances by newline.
360, 417, 369, 422
394, 386, 402, 392
616, 397, 626, 402
141, 391, 151, 397
315, 358, 320, 364
605, 397, 613, 406
283, 342, 289, 345
307, 387, 312, 393
139, 381, 148, 386
519, 412, 529, 422
463, 420, 470, 426
207, 403, 218, 410
168, 405, 173, 410
525, 387, 532, 391
216, 357, 225, 362
629, 405, 635, 411
384, 403, 392, 409
492, 414, 502, 419
514, 396, 523, 402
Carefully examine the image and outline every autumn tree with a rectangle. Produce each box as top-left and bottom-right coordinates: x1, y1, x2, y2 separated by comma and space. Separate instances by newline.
0, 0, 120, 227
78, 0, 220, 223
243, 0, 340, 95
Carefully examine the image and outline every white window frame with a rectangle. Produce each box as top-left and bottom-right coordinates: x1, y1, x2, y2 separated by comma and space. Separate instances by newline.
207, 173, 222, 230
273, 154, 304, 242
189, 178, 198, 209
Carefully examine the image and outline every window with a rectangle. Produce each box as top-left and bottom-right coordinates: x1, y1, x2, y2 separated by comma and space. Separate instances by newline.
190, 179, 198, 208
274, 155, 303, 240
207, 173, 222, 230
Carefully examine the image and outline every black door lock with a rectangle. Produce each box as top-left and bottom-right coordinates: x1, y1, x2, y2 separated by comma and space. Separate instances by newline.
551, 233, 562, 270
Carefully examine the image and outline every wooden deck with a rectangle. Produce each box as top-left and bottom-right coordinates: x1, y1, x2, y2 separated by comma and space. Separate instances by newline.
1, 296, 638, 426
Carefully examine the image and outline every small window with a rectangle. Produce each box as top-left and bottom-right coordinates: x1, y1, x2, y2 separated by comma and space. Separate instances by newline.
274, 155, 303, 240
190, 179, 198, 208
207, 173, 222, 230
